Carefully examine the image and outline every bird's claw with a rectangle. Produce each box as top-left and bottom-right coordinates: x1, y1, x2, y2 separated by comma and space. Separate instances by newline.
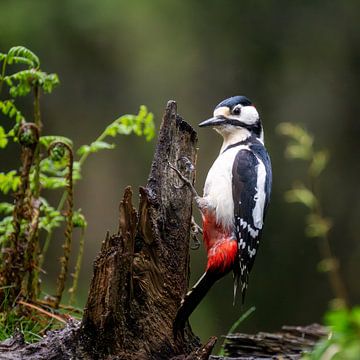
174, 183, 186, 190
167, 159, 199, 198
190, 235, 201, 250
190, 217, 202, 250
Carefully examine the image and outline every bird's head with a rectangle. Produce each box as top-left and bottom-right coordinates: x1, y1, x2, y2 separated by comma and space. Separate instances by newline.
199, 96, 263, 143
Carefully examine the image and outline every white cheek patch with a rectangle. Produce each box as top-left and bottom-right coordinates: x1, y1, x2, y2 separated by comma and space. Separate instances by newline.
241, 106, 259, 125
227, 106, 259, 126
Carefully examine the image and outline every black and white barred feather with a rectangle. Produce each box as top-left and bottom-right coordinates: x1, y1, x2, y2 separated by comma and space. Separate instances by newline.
231, 137, 272, 302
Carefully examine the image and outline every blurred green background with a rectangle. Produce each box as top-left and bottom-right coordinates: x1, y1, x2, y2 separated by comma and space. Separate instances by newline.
1, 0, 359, 344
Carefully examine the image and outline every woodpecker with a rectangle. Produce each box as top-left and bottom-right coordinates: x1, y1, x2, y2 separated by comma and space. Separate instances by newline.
173, 95, 272, 335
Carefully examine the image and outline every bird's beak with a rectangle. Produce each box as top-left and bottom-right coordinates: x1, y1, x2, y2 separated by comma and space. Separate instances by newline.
199, 106, 230, 127
198, 116, 227, 127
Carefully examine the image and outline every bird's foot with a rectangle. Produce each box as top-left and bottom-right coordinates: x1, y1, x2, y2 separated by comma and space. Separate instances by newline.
190, 216, 202, 250
168, 157, 199, 199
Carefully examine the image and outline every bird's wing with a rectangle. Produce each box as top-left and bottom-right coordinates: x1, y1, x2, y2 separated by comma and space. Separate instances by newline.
232, 148, 270, 302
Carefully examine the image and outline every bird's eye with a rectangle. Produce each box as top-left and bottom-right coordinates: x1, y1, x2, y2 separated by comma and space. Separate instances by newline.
232, 106, 241, 115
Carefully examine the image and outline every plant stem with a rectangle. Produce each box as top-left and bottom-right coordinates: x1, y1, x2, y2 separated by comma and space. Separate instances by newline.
40, 126, 108, 267
310, 176, 348, 307
0, 57, 7, 95
69, 227, 86, 305
78, 127, 109, 166
54, 144, 74, 308
39, 191, 67, 269
27, 85, 42, 299
33, 85, 41, 198
218, 306, 256, 356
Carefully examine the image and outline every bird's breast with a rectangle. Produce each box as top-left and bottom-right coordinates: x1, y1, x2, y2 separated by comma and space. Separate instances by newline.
203, 145, 249, 229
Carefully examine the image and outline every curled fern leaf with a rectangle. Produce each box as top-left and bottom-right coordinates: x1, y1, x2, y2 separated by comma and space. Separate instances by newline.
7, 46, 40, 69
40, 136, 73, 150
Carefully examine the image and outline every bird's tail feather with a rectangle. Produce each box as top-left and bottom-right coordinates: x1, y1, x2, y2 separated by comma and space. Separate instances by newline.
233, 268, 248, 306
173, 271, 217, 338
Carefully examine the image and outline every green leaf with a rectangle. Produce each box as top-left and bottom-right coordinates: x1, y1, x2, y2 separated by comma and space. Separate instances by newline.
285, 184, 317, 209
39, 202, 65, 233
111, 105, 155, 139
317, 258, 338, 273
0, 170, 21, 194
277, 122, 313, 147
0, 216, 14, 239
77, 145, 91, 156
0, 126, 8, 148
4, 69, 59, 97
4, 71, 32, 97
40, 73, 59, 93
285, 144, 312, 160
40, 158, 67, 177
72, 210, 87, 228
0, 202, 14, 215
305, 307, 360, 359
0, 100, 24, 123
309, 150, 329, 177
306, 213, 332, 238
143, 111, 155, 141
72, 161, 82, 182
40, 174, 67, 189
277, 122, 314, 161
104, 122, 120, 137
89, 141, 115, 152
7, 46, 40, 68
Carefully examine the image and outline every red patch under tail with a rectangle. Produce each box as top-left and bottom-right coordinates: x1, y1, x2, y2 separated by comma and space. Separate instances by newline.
202, 211, 237, 273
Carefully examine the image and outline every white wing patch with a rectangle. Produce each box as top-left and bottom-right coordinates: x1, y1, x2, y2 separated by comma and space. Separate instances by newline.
252, 156, 267, 230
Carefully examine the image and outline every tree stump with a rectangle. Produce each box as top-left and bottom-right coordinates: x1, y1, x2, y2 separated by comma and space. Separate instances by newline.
0, 101, 217, 359
80, 99, 202, 359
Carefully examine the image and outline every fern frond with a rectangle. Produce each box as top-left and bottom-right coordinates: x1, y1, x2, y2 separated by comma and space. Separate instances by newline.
0, 100, 25, 123
5, 69, 59, 97
6, 46, 40, 69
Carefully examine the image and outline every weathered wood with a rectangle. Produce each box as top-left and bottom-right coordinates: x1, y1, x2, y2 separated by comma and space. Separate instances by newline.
210, 324, 327, 360
80, 100, 201, 359
0, 100, 211, 359
0, 321, 80, 360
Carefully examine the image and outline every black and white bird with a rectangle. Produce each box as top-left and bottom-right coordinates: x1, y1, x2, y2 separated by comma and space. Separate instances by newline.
173, 95, 272, 334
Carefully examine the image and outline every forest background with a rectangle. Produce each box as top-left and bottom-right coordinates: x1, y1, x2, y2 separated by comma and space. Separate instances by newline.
0, 0, 359, 345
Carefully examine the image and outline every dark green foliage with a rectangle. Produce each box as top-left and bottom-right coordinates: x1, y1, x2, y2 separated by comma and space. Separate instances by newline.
0, 45, 155, 340
278, 123, 360, 359
278, 122, 344, 303
303, 307, 360, 360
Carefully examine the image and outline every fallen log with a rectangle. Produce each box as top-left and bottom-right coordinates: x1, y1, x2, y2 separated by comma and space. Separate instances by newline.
210, 324, 327, 360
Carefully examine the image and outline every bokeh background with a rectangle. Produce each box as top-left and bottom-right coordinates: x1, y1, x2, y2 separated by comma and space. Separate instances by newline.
1, 0, 359, 345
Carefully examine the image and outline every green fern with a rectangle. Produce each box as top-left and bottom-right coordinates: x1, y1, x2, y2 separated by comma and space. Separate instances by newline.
0, 45, 156, 321
6, 46, 40, 68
